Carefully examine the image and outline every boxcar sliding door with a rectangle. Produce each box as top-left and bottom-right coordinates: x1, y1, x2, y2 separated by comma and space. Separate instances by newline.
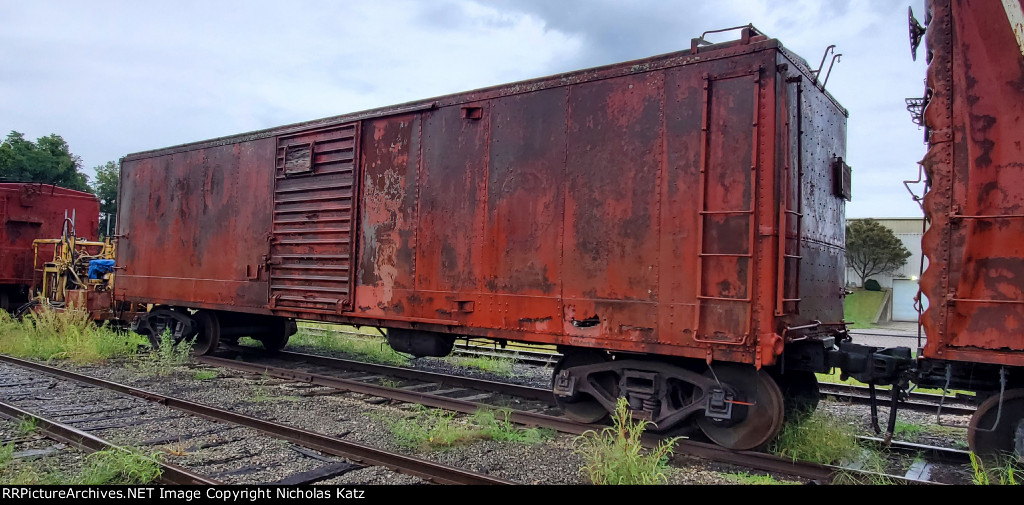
268, 123, 360, 314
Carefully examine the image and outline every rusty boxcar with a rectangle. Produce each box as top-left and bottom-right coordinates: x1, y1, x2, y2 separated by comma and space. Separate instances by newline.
0, 183, 99, 311
904, 0, 1024, 458
120, 26, 884, 450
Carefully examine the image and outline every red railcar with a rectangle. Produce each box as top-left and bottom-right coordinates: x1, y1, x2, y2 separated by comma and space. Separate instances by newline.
119, 27, 875, 449
0, 183, 99, 311
909, 0, 1024, 457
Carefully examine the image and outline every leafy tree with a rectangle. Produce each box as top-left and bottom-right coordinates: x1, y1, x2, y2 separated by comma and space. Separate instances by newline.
92, 161, 119, 237
846, 219, 913, 288
0, 131, 90, 191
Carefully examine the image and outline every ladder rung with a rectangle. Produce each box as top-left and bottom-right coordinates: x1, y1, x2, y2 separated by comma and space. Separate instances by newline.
699, 209, 753, 215
697, 295, 752, 302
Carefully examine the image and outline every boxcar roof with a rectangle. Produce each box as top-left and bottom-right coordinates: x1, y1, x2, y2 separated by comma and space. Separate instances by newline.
0, 182, 99, 200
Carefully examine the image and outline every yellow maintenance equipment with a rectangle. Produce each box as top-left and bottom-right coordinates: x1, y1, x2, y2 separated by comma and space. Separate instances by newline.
30, 226, 116, 316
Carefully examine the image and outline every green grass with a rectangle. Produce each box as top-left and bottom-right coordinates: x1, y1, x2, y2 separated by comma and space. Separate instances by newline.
471, 409, 554, 444
831, 448, 898, 485
0, 307, 147, 363
75, 448, 163, 485
15, 417, 38, 437
0, 442, 14, 469
893, 420, 926, 438
250, 373, 273, 403
970, 453, 1022, 485
135, 331, 193, 376
449, 355, 517, 377
2, 465, 54, 485
0, 445, 161, 485
815, 368, 864, 387
386, 408, 478, 451
192, 370, 217, 381
722, 472, 797, 485
288, 326, 523, 377
285, 330, 408, 366
1, 440, 59, 484
573, 397, 679, 485
298, 323, 377, 335
772, 418, 900, 486
770, 410, 859, 465
382, 407, 553, 451
844, 289, 886, 328
891, 420, 969, 444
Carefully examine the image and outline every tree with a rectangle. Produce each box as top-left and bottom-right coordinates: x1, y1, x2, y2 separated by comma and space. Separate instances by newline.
846, 219, 913, 288
92, 161, 119, 237
0, 131, 90, 191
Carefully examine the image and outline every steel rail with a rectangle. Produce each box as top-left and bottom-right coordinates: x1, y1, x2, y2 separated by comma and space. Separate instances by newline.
197, 354, 936, 484
819, 384, 976, 416
0, 399, 220, 485
0, 354, 513, 485
857, 436, 971, 464
231, 347, 553, 402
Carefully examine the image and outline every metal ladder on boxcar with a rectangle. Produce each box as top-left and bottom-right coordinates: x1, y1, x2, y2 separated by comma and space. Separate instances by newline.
692, 71, 761, 346
775, 80, 804, 317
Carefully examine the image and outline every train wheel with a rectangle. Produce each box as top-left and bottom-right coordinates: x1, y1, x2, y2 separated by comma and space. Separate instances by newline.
696, 365, 785, 451
142, 306, 183, 349
968, 388, 1024, 460
189, 311, 221, 355
775, 370, 820, 421
553, 350, 610, 424
257, 318, 291, 352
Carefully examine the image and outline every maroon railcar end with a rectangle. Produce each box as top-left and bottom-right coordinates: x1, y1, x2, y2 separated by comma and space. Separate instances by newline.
119, 27, 864, 449
0, 183, 99, 311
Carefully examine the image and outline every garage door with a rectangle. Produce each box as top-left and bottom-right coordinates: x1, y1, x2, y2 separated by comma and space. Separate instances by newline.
892, 278, 926, 322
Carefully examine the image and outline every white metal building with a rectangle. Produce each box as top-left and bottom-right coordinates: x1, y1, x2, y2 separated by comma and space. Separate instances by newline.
845, 218, 928, 322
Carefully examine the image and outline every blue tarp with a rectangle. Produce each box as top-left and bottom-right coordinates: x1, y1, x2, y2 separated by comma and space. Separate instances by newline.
88, 259, 115, 279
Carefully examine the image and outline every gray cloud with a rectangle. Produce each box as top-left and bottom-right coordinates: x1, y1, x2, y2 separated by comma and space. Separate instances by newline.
483, 0, 725, 68
1, 0, 928, 218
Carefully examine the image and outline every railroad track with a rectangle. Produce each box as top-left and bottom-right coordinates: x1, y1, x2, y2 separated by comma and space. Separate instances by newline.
0, 354, 511, 485
297, 326, 978, 416
204, 346, 960, 484
0, 401, 217, 485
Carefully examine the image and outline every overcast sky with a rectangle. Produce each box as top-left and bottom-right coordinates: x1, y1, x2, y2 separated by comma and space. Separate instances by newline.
1, 0, 928, 218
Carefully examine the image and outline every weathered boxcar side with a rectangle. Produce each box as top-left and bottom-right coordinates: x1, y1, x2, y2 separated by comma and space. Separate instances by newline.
0, 183, 99, 311
119, 27, 857, 447
911, 0, 1024, 457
